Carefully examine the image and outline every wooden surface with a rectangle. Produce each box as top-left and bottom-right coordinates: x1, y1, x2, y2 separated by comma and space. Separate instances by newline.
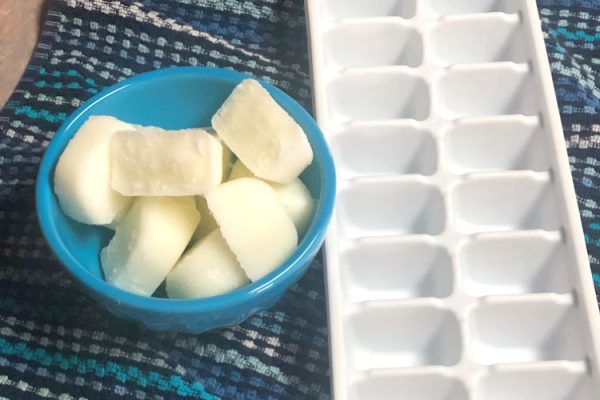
0, 0, 46, 108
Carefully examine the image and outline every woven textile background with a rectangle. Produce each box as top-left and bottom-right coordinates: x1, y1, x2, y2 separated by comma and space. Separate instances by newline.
0, 0, 599, 399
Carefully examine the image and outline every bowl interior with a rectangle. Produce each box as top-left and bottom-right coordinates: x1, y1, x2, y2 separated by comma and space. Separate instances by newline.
36, 67, 332, 307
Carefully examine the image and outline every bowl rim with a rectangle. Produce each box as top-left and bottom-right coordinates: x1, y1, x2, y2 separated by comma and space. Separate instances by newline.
36, 66, 336, 313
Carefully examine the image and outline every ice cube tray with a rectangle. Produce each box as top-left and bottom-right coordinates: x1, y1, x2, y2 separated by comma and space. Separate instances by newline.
305, 1, 600, 399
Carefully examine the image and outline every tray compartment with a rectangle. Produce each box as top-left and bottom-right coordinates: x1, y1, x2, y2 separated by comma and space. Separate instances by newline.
341, 238, 453, 301
460, 232, 571, 296
444, 118, 549, 173
469, 298, 585, 364
324, 21, 423, 69
438, 65, 538, 119
346, 303, 462, 369
328, 70, 430, 122
323, 0, 417, 21
430, 14, 526, 65
331, 123, 437, 178
425, 0, 521, 16
338, 178, 445, 238
350, 373, 468, 400
453, 173, 560, 234
476, 367, 593, 400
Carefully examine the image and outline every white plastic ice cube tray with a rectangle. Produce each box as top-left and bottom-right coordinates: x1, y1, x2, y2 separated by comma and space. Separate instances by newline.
305, 1, 600, 399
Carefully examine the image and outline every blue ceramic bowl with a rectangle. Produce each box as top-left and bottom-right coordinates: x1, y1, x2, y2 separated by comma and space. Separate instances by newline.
36, 67, 336, 333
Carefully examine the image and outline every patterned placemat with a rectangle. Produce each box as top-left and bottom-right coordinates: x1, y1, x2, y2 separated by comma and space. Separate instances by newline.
0, 0, 598, 399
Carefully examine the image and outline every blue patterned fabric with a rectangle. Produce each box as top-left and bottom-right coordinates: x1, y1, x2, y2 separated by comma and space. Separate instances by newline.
0, 0, 598, 398
539, 1, 600, 302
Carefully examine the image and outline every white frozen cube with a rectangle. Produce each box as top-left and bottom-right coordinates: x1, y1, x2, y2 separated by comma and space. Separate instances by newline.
228, 161, 315, 237
206, 177, 298, 281
166, 229, 249, 299
110, 128, 223, 196
212, 79, 313, 184
54, 115, 133, 225
100, 196, 200, 296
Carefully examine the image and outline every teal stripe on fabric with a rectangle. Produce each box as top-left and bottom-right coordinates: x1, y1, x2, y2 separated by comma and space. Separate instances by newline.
582, 230, 600, 247
14, 106, 68, 124
551, 27, 600, 42
0, 338, 220, 399
37, 66, 100, 87
593, 273, 600, 287
33, 80, 98, 94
